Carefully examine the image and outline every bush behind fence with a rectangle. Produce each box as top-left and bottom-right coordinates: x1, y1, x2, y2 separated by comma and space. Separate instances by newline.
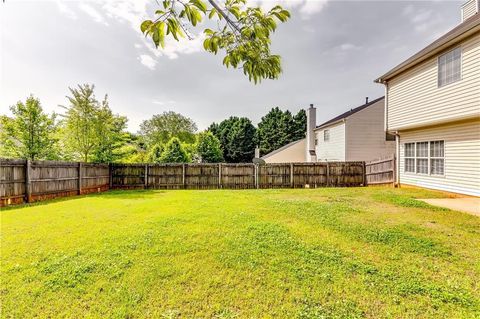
1, 158, 393, 207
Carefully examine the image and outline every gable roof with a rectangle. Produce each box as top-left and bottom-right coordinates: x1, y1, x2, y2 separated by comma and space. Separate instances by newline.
375, 12, 480, 83
314, 96, 384, 130
261, 138, 305, 159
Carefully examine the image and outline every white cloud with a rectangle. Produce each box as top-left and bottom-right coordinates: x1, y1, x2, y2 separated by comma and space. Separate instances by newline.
152, 99, 176, 105
249, 0, 329, 19
79, 3, 108, 26
339, 43, 361, 51
299, 0, 328, 19
55, 0, 77, 20
138, 54, 157, 70
100, 0, 203, 59
403, 5, 441, 34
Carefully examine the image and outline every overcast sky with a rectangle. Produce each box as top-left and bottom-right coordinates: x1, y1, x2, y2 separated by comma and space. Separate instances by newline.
0, 0, 464, 132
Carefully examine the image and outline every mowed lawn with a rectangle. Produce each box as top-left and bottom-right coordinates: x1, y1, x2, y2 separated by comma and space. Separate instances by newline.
1, 188, 480, 318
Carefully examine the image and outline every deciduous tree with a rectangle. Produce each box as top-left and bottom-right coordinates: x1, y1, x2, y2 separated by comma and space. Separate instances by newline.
142, 0, 290, 83
0, 96, 58, 160
139, 111, 197, 147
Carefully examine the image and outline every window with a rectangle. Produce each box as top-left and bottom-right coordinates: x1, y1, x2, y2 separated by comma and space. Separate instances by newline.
430, 141, 445, 175
404, 143, 415, 173
324, 129, 330, 142
315, 138, 318, 146
416, 142, 429, 174
438, 47, 461, 87
404, 141, 445, 175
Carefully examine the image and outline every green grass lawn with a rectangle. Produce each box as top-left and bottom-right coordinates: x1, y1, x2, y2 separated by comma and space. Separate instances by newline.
1, 187, 479, 318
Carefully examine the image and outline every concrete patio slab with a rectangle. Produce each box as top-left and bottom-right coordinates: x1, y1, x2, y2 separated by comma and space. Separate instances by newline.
420, 198, 480, 217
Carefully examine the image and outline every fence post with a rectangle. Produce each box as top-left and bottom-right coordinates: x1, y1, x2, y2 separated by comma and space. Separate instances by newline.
326, 161, 330, 187
78, 162, 82, 195
25, 159, 31, 203
182, 164, 186, 189
254, 164, 259, 189
362, 161, 366, 187
144, 164, 148, 189
290, 163, 294, 188
218, 163, 222, 189
108, 163, 113, 189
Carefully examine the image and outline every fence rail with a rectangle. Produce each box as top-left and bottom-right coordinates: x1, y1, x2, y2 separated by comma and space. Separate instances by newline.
1, 158, 372, 207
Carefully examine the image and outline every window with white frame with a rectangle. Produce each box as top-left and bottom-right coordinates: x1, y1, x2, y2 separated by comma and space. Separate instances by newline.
430, 141, 445, 175
416, 142, 429, 174
324, 129, 330, 142
438, 47, 461, 87
404, 141, 445, 175
404, 143, 415, 173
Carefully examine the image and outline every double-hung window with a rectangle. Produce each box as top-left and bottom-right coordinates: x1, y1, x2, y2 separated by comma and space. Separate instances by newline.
416, 142, 429, 174
404, 141, 445, 175
404, 143, 415, 173
438, 47, 461, 87
324, 129, 330, 142
430, 141, 445, 175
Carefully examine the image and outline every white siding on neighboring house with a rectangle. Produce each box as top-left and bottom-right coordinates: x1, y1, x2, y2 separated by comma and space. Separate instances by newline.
315, 122, 346, 161
345, 99, 396, 161
387, 32, 480, 131
399, 119, 480, 196
262, 139, 306, 163
462, 0, 478, 21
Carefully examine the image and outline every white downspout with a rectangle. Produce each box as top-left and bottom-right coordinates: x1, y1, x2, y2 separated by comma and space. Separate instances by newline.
395, 131, 400, 187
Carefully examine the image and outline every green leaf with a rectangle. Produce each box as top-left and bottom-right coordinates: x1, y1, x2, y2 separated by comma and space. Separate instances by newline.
190, 0, 207, 13
140, 20, 153, 34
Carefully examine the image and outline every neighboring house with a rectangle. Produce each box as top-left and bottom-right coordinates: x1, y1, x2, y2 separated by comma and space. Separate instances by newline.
313, 97, 395, 162
375, 1, 480, 196
262, 97, 395, 163
261, 139, 306, 163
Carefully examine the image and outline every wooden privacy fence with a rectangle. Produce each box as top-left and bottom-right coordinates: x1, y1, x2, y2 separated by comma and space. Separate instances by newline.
110, 162, 365, 190
1, 159, 369, 207
365, 155, 396, 185
1, 159, 109, 206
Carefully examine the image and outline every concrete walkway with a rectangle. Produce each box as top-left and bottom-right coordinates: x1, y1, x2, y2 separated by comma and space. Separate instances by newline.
420, 198, 480, 217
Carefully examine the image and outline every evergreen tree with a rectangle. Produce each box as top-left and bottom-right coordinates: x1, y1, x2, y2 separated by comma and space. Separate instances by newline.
147, 143, 164, 163
196, 131, 223, 163
160, 137, 190, 163
257, 107, 306, 156
0, 96, 58, 160
257, 107, 288, 155
225, 117, 256, 163
292, 109, 307, 141
209, 117, 256, 163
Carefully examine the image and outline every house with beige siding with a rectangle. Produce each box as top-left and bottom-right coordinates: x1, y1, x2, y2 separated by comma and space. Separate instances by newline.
313, 97, 395, 162
375, 1, 480, 196
262, 97, 395, 163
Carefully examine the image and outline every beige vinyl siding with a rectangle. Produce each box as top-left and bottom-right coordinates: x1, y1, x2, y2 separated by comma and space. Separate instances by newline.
399, 119, 480, 196
262, 139, 306, 163
462, 0, 478, 22
315, 122, 346, 161
387, 32, 480, 131
345, 99, 396, 161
